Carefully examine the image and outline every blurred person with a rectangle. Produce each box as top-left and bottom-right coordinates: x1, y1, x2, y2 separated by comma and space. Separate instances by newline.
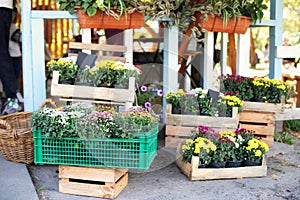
9, 6, 23, 103
0, 0, 22, 114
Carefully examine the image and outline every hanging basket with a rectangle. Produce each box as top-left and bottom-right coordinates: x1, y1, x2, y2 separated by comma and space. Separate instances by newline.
194, 13, 251, 34
0, 112, 33, 164
76, 8, 145, 29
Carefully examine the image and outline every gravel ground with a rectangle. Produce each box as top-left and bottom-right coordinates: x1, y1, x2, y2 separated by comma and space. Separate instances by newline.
27, 135, 300, 200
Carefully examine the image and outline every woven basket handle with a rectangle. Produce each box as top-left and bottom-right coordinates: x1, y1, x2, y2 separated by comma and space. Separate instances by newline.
39, 98, 58, 109
0, 119, 18, 139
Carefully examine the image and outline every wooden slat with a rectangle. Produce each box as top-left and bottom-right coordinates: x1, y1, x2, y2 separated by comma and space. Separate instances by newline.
59, 173, 128, 199
96, 56, 126, 62
166, 104, 239, 128
242, 101, 284, 113
275, 108, 300, 121
69, 42, 127, 52
239, 124, 274, 136
176, 155, 267, 181
59, 166, 128, 183
239, 111, 275, 124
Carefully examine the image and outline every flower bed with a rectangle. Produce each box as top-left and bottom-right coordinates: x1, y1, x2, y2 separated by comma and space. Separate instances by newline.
33, 125, 158, 170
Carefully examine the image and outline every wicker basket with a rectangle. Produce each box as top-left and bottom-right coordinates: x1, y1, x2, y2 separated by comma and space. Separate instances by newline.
0, 99, 57, 164
0, 112, 33, 164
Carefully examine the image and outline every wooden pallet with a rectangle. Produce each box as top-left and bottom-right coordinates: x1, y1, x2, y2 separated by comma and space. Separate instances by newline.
238, 101, 285, 147
239, 110, 275, 146
176, 155, 267, 181
51, 71, 135, 104
59, 166, 128, 199
165, 104, 239, 148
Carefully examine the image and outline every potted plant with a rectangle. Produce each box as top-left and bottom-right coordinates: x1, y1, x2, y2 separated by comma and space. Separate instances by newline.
192, 88, 218, 116
165, 89, 186, 114
46, 57, 78, 84
265, 78, 295, 104
180, 93, 200, 115
75, 66, 93, 86
114, 62, 141, 88
242, 137, 269, 166
56, 0, 145, 29
181, 137, 217, 167
135, 0, 268, 36
220, 74, 254, 101
91, 60, 140, 87
252, 77, 268, 102
220, 95, 244, 117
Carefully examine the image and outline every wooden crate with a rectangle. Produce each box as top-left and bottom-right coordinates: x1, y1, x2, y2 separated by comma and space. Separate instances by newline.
59, 166, 128, 199
238, 101, 285, 147
165, 104, 239, 148
176, 155, 267, 181
51, 71, 135, 104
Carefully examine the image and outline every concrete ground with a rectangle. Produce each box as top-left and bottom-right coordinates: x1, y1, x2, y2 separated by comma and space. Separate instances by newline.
26, 138, 300, 200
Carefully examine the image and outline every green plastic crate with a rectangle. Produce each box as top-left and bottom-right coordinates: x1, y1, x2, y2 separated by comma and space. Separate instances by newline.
33, 125, 158, 170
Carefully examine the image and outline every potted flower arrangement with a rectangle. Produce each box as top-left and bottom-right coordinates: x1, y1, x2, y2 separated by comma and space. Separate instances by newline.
134, 0, 268, 36
265, 78, 295, 104
181, 137, 217, 167
220, 74, 254, 101
220, 95, 244, 117
56, 0, 145, 29
192, 88, 218, 116
31, 102, 159, 169
89, 60, 140, 88
243, 137, 269, 166
46, 57, 78, 84
165, 89, 186, 114
180, 125, 269, 168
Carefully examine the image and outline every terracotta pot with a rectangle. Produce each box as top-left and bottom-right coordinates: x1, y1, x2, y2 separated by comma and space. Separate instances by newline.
194, 13, 251, 34
76, 8, 145, 29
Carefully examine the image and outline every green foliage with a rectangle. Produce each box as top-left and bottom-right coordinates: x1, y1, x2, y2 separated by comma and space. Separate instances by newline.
75, 66, 93, 84
284, 120, 300, 132
56, 0, 132, 18
240, 0, 268, 24
274, 131, 294, 145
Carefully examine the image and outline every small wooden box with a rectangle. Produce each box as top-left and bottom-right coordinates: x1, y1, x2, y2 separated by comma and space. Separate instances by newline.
51, 71, 135, 103
165, 104, 239, 148
176, 155, 267, 181
59, 166, 128, 199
